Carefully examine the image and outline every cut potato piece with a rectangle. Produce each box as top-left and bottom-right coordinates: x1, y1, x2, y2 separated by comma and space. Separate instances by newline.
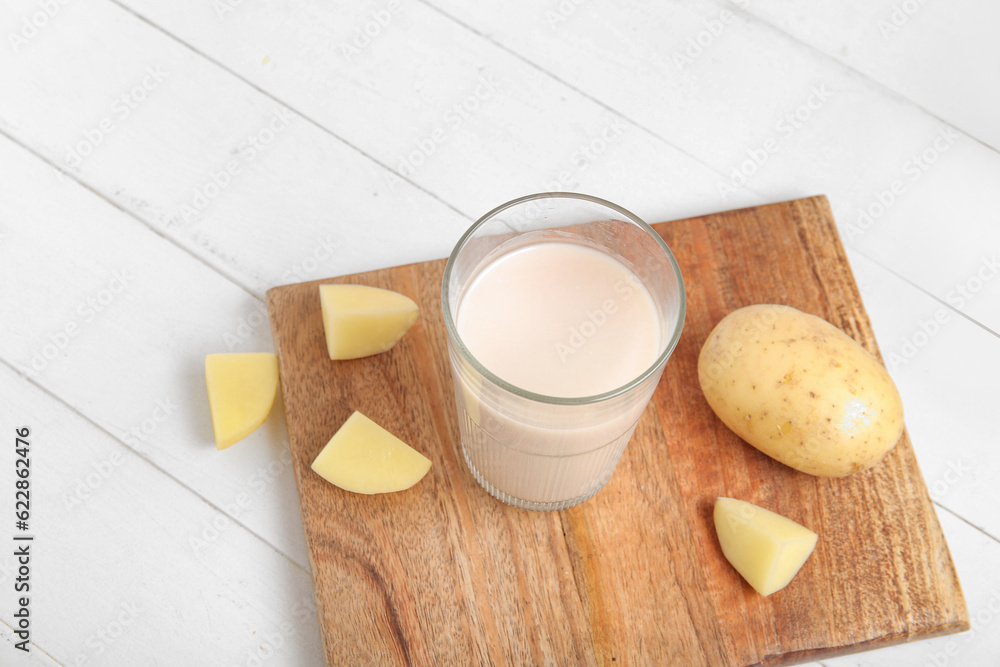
319, 284, 419, 360
312, 411, 431, 494
205, 353, 279, 450
713, 497, 818, 596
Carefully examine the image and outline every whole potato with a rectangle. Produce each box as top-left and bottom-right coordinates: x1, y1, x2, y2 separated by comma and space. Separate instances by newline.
698, 304, 904, 477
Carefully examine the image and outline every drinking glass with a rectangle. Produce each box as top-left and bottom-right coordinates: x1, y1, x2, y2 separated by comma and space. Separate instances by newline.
441, 193, 685, 510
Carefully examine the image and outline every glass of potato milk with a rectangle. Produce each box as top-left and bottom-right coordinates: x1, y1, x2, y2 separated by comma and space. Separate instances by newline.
442, 193, 685, 510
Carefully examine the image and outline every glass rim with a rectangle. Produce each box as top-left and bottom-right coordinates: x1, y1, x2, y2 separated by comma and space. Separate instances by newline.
441, 192, 687, 406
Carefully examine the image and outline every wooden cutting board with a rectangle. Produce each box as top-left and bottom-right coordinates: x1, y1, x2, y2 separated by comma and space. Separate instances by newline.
266, 196, 968, 666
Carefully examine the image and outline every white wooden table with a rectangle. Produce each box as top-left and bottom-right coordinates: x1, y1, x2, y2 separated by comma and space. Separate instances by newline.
1, 1, 997, 665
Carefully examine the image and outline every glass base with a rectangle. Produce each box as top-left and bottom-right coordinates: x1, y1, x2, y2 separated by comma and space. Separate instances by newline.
461, 440, 611, 511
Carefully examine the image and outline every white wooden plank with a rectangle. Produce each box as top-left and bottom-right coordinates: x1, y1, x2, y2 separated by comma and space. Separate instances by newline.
10, 0, 996, 334
0, 363, 324, 666
848, 250, 1000, 540
5, 1, 995, 332
736, 0, 1000, 151
0, 0, 472, 298
0, 0, 759, 296
111, 0, 748, 219
0, 133, 311, 567
324, 0, 1000, 333
0, 620, 61, 667
840, 134, 1000, 337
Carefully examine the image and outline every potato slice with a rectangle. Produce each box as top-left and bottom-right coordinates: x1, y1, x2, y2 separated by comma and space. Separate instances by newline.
713, 497, 817, 596
312, 411, 431, 494
319, 284, 419, 360
205, 353, 279, 450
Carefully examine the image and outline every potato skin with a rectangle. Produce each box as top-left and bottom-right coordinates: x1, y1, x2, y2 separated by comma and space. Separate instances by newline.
698, 304, 904, 477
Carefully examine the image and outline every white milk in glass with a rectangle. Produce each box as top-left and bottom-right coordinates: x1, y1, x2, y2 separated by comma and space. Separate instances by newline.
454, 241, 663, 506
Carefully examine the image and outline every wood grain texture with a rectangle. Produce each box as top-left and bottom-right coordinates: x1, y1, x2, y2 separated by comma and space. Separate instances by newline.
266, 196, 968, 666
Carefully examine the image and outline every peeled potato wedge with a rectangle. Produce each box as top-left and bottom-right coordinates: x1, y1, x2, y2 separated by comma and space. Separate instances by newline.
714, 497, 818, 596
311, 411, 431, 494
319, 284, 419, 360
205, 353, 279, 450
